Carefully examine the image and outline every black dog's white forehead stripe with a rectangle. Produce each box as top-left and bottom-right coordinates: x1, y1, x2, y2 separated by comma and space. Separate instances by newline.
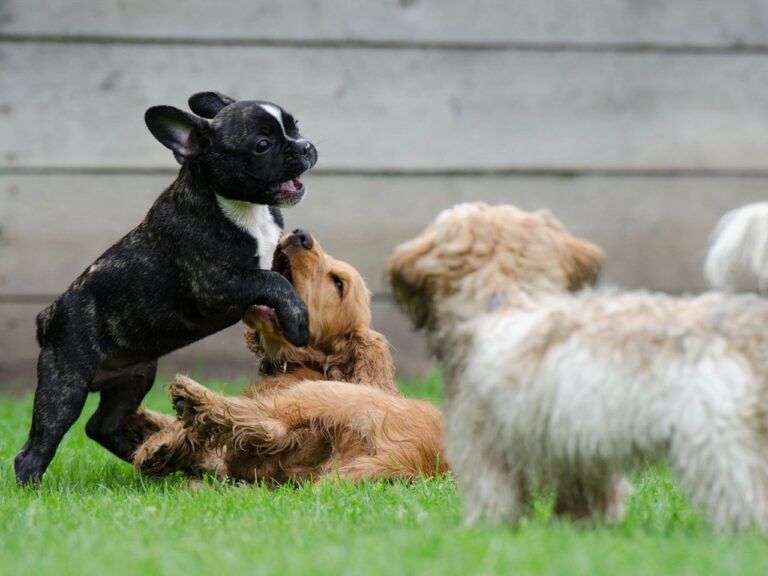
258, 103, 304, 143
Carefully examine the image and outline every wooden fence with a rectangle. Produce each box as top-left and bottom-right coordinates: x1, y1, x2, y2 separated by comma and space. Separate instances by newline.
2, 1, 768, 386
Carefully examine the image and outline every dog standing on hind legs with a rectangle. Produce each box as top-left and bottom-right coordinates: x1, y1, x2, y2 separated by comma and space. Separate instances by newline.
388, 202, 768, 532
14, 92, 317, 485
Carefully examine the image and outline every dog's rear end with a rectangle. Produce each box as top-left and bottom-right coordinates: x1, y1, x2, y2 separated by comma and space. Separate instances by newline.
705, 203, 768, 293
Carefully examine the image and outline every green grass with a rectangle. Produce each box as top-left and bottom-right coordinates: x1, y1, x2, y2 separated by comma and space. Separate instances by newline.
1, 375, 766, 576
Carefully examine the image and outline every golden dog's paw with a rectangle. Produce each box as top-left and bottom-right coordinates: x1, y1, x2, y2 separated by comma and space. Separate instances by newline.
167, 375, 237, 445
168, 375, 211, 425
122, 409, 170, 450
133, 424, 201, 477
133, 439, 175, 477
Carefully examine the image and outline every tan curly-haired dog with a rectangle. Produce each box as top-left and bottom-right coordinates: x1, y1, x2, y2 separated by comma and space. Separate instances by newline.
133, 230, 445, 483
388, 202, 768, 532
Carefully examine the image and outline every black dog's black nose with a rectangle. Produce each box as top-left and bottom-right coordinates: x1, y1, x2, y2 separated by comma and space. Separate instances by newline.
291, 229, 313, 250
302, 141, 312, 154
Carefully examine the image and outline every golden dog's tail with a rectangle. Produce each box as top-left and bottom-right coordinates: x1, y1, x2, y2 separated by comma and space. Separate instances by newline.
705, 203, 768, 294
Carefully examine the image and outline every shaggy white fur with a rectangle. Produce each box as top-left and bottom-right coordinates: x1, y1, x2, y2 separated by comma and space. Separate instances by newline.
388, 202, 768, 532
705, 202, 768, 293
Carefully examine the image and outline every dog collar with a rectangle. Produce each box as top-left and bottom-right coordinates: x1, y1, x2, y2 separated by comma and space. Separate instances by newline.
487, 293, 508, 312
259, 358, 293, 376
258, 357, 329, 378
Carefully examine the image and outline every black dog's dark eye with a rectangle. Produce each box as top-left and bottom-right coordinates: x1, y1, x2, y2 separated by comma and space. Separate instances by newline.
255, 139, 272, 154
331, 274, 344, 297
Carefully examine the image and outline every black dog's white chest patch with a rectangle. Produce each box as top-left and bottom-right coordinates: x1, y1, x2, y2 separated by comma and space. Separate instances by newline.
216, 197, 281, 269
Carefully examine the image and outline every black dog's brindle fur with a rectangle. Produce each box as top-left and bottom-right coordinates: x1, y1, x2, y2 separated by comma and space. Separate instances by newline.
14, 91, 318, 484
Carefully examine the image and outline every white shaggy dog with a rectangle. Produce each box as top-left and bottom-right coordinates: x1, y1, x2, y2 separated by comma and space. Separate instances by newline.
388, 203, 768, 532
705, 202, 768, 293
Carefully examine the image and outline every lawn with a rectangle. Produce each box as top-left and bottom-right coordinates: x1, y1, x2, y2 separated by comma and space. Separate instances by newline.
1, 374, 766, 576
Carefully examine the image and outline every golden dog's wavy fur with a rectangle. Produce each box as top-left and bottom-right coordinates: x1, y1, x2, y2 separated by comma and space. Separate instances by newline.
132, 232, 446, 483
167, 375, 446, 483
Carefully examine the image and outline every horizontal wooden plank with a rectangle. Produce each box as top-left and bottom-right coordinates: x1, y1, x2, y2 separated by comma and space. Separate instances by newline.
2, 173, 767, 298
3, 45, 768, 171
2, 1, 768, 47
0, 301, 430, 391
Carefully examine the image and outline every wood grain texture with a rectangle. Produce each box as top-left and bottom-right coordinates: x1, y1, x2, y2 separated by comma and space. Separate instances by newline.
3, 0, 768, 391
3, 44, 768, 171
2, 1, 768, 46
2, 173, 766, 297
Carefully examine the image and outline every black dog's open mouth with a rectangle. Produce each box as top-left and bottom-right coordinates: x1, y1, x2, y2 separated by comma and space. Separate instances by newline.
272, 179, 305, 207
282, 179, 304, 194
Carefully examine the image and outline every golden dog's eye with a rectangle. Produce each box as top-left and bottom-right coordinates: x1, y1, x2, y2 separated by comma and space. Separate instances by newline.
331, 274, 344, 298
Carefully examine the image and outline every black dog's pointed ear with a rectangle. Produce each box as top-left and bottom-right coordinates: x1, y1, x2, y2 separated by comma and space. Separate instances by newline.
145, 106, 210, 164
188, 91, 236, 119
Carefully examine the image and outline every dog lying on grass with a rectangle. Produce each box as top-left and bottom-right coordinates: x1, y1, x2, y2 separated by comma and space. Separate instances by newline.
15, 92, 317, 485
388, 202, 768, 532
134, 230, 446, 483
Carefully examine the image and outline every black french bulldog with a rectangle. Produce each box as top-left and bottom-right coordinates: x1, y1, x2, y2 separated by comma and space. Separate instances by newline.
14, 91, 318, 485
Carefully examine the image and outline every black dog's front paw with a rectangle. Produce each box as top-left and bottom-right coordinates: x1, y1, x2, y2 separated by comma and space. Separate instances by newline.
251, 271, 309, 346
279, 303, 309, 347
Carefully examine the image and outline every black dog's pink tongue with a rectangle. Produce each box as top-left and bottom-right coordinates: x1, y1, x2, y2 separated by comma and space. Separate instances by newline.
280, 179, 302, 193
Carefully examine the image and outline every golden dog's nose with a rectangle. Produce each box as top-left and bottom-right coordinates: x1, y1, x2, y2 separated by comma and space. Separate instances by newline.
290, 229, 314, 250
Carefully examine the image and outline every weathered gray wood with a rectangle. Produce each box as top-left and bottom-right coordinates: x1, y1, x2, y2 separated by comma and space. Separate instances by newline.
0, 301, 430, 389
2, 1, 768, 46
3, 44, 768, 171
2, 173, 766, 297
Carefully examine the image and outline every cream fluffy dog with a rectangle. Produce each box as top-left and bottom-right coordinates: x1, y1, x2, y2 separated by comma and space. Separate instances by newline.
388, 202, 768, 532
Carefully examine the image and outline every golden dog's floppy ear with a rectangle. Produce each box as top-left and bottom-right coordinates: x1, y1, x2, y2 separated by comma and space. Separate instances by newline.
561, 233, 604, 290
326, 330, 398, 394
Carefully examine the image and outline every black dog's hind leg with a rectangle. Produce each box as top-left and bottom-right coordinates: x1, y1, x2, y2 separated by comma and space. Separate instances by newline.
85, 361, 157, 461
14, 346, 95, 485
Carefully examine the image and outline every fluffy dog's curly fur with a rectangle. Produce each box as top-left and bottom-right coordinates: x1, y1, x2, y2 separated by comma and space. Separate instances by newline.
388, 202, 768, 532
133, 231, 445, 483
